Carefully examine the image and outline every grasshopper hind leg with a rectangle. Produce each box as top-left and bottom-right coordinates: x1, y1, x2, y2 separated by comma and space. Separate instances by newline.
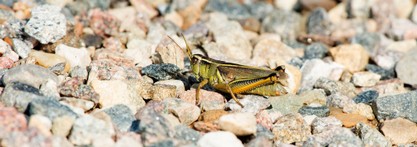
225, 83, 244, 107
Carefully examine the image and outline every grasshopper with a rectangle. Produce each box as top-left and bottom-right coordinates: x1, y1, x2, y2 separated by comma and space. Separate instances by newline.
170, 35, 289, 107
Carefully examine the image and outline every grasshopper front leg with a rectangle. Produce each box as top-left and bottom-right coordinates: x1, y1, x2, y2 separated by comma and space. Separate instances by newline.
196, 78, 208, 105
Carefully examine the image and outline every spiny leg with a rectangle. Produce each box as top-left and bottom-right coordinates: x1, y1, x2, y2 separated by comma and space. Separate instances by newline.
225, 83, 244, 107
196, 79, 208, 105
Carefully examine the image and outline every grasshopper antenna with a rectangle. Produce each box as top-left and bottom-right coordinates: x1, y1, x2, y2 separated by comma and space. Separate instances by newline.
167, 34, 192, 61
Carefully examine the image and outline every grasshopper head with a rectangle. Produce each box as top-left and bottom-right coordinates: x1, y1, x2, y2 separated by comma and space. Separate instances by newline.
190, 54, 204, 79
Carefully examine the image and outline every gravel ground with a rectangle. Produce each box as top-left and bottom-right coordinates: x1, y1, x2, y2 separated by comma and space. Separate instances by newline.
0, 0, 417, 146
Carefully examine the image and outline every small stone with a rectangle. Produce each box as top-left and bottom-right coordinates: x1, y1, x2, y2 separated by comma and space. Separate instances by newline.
343, 103, 375, 120
227, 95, 270, 114
372, 91, 417, 123
124, 38, 153, 67
396, 49, 417, 86
247, 135, 273, 147
330, 107, 369, 128
346, 0, 373, 19
136, 108, 173, 146
252, 38, 297, 65
39, 29, 83, 53
298, 105, 330, 117
29, 50, 70, 73
26, 98, 78, 121
174, 125, 201, 144
0, 57, 14, 69
314, 78, 356, 98
355, 122, 391, 147
55, 44, 91, 69
351, 32, 380, 56
59, 78, 100, 105
39, 79, 59, 98
303, 43, 328, 60
88, 9, 120, 37
307, 8, 331, 36
69, 66, 88, 79
393, 0, 414, 18
197, 131, 244, 147
353, 90, 379, 104
300, 59, 344, 91
24, 5, 66, 44
218, 112, 257, 136
51, 115, 75, 137
0, 39, 19, 62
365, 64, 395, 80
0, 82, 46, 112
274, 0, 297, 11
161, 113, 181, 127
381, 118, 417, 145
91, 80, 146, 113
162, 98, 200, 125
270, 89, 326, 115
238, 17, 260, 32
304, 126, 363, 146
155, 80, 185, 95
11, 38, 31, 58
351, 71, 381, 87
141, 63, 181, 81
261, 9, 302, 41
329, 44, 369, 72
28, 114, 52, 136
151, 84, 177, 101
155, 37, 185, 69
255, 110, 275, 130
102, 104, 136, 132
311, 116, 342, 134
177, 1, 204, 30
178, 89, 225, 111
199, 109, 229, 122
371, 79, 407, 97
114, 134, 142, 147
205, 13, 252, 61
272, 113, 311, 143
204, 0, 250, 20
0, 106, 27, 138
69, 115, 115, 146
2, 64, 59, 88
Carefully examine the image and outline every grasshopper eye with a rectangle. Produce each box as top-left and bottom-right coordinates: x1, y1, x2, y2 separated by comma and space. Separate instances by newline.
192, 58, 198, 63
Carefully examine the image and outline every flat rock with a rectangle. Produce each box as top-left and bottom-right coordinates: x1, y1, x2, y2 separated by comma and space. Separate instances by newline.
178, 89, 225, 111
2, 64, 58, 88
269, 89, 326, 115
330, 107, 369, 128
0, 82, 47, 112
311, 116, 342, 134
329, 44, 369, 72
218, 112, 257, 136
136, 108, 173, 146
381, 118, 417, 145
396, 49, 417, 86
272, 113, 311, 144
90, 80, 146, 113
343, 103, 375, 120
300, 59, 344, 91
51, 115, 75, 137
154, 80, 185, 95
197, 131, 244, 147
26, 98, 78, 121
11, 38, 31, 58
28, 114, 52, 136
155, 37, 185, 69
141, 63, 180, 81
69, 115, 115, 146
372, 91, 417, 123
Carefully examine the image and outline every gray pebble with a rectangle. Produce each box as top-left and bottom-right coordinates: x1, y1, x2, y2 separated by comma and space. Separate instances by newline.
372, 90, 417, 123
141, 63, 181, 81
103, 104, 136, 132
306, 8, 331, 35
303, 43, 328, 60
3, 64, 59, 88
0, 82, 46, 112
26, 97, 78, 120
298, 105, 330, 117
353, 90, 379, 104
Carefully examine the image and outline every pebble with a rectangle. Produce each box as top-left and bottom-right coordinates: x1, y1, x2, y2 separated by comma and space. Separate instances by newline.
11, 38, 31, 58
0, 82, 46, 112
371, 79, 407, 97
155, 36, 185, 69
28, 114, 52, 136
247, 135, 273, 147
26, 97, 78, 121
173, 125, 201, 144
329, 44, 369, 72
124, 38, 153, 67
303, 43, 328, 60
372, 90, 417, 123
69, 66, 88, 79
141, 63, 181, 81
136, 108, 173, 146
396, 49, 417, 86
274, 0, 297, 11
251, 38, 297, 65
365, 64, 395, 80
343, 103, 375, 120
307, 8, 331, 36
346, 0, 373, 19
218, 112, 257, 136
162, 98, 200, 125
39, 79, 60, 98
351, 71, 381, 87
68, 115, 115, 146
155, 80, 185, 95
114, 134, 142, 147
0, 106, 28, 138
88, 9, 119, 37
353, 90, 379, 104
298, 105, 330, 117
355, 122, 391, 147
24, 5, 66, 44
261, 9, 302, 41
330, 107, 369, 128
351, 32, 380, 56
314, 78, 356, 98
300, 59, 344, 91
197, 131, 244, 147
90, 79, 146, 113
151, 84, 177, 101
102, 104, 136, 132
51, 115, 75, 137
199, 109, 229, 122
300, 0, 337, 11
205, 12, 252, 61
55, 44, 91, 69
0, 57, 14, 69
178, 89, 225, 111
204, 0, 250, 20
29, 50, 70, 73
272, 113, 311, 143
380, 117, 417, 145
311, 116, 342, 134
226, 95, 270, 114
269, 89, 326, 115
2, 64, 59, 88
304, 126, 363, 146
